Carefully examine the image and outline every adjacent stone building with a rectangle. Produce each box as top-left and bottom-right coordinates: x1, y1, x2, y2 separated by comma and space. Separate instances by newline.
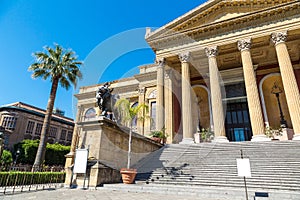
75, 0, 300, 144
0, 102, 74, 150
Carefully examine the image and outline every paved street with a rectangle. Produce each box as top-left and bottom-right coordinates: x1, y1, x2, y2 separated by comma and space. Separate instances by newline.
1, 187, 209, 200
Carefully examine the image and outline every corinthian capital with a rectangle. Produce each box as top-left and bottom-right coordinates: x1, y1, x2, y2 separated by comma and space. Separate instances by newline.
179, 52, 191, 63
237, 39, 251, 51
205, 46, 218, 58
271, 32, 287, 45
156, 58, 165, 68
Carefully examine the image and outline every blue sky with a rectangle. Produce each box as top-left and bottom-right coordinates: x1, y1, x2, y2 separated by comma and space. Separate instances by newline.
0, 0, 205, 118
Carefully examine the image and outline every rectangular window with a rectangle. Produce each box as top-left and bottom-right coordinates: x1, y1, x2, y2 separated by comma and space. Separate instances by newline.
1, 116, 17, 130
150, 101, 156, 130
35, 123, 43, 135
67, 131, 73, 141
26, 121, 35, 134
49, 127, 57, 138
60, 129, 67, 140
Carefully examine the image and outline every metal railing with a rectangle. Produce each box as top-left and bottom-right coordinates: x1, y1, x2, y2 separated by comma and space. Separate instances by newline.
0, 171, 65, 195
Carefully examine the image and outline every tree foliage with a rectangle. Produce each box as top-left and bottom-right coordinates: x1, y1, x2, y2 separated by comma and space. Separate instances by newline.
0, 150, 13, 171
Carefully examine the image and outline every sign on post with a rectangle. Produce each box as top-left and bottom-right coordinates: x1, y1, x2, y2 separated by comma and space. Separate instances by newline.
236, 158, 251, 178
73, 149, 88, 174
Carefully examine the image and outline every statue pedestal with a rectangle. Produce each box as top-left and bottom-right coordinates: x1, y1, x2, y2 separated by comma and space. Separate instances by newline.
64, 117, 162, 187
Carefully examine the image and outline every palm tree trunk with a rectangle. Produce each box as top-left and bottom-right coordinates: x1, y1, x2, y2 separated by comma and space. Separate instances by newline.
32, 77, 58, 171
127, 122, 133, 169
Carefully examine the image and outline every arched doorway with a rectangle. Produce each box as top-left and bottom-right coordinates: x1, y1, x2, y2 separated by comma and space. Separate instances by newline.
192, 85, 211, 133
260, 74, 291, 129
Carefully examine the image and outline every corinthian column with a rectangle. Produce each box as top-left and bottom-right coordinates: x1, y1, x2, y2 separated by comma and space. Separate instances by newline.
156, 58, 165, 132
205, 47, 228, 142
238, 39, 270, 141
271, 32, 300, 140
179, 52, 194, 144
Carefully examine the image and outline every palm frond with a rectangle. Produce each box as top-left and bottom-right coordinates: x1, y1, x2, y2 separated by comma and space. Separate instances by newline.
28, 43, 83, 90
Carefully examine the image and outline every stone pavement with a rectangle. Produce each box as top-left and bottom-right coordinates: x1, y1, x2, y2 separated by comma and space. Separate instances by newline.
1, 187, 211, 200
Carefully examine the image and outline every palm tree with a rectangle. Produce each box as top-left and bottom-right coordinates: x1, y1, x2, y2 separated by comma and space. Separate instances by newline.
114, 98, 148, 169
28, 44, 83, 171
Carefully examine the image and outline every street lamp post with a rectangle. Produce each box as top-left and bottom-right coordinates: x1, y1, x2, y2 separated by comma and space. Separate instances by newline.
14, 149, 20, 167
0, 129, 4, 160
271, 81, 287, 128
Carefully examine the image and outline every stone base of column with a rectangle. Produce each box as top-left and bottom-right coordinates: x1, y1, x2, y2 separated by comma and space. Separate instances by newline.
213, 136, 229, 143
180, 138, 195, 144
251, 134, 271, 142
292, 134, 300, 140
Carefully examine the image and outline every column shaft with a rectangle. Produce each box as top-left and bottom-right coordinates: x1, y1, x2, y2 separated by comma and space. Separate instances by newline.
206, 47, 228, 142
238, 39, 268, 141
272, 32, 300, 140
182, 62, 193, 142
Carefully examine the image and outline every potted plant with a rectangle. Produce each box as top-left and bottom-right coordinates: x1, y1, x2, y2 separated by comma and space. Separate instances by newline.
264, 125, 283, 140
200, 128, 214, 142
149, 129, 167, 144
114, 98, 148, 184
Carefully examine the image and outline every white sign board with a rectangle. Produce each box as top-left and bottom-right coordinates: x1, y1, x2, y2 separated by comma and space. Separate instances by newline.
236, 158, 251, 178
73, 149, 88, 174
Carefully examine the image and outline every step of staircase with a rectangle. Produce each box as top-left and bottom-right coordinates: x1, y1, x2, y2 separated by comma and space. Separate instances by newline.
133, 141, 300, 193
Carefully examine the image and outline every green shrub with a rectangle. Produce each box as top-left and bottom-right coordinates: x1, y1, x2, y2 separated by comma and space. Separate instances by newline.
0, 150, 13, 171
14, 140, 70, 166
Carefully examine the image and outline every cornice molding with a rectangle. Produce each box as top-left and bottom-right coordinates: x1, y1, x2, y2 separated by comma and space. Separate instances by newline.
147, 1, 299, 51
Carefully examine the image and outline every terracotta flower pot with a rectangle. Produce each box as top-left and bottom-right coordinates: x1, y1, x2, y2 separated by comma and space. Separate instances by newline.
120, 168, 137, 184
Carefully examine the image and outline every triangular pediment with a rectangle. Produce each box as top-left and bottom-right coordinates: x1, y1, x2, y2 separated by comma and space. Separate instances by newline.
146, 0, 297, 42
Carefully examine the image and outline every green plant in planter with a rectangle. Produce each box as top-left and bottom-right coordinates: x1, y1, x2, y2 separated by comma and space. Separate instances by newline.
200, 128, 214, 142
264, 125, 283, 139
149, 129, 167, 144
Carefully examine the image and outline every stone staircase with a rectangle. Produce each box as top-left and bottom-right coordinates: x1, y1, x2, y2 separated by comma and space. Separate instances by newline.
133, 141, 300, 192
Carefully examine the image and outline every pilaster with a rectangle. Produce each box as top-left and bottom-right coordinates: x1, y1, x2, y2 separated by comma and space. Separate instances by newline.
137, 87, 146, 135
164, 68, 174, 143
156, 58, 165, 132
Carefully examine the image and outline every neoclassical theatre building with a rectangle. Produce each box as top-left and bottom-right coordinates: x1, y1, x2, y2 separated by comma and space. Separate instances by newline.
75, 0, 300, 144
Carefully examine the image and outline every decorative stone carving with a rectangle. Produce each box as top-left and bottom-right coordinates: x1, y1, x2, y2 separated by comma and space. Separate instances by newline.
179, 52, 191, 63
237, 39, 251, 51
148, 89, 157, 99
165, 69, 173, 80
156, 58, 165, 67
138, 87, 145, 95
271, 32, 287, 45
205, 46, 218, 57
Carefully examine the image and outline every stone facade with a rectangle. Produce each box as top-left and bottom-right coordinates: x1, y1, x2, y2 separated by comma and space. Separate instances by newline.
0, 102, 74, 150
68, 1, 300, 172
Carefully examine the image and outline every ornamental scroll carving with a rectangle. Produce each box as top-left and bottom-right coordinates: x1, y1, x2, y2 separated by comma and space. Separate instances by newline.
237, 39, 251, 51
205, 46, 218, 57
271, 32, 287, 45
179, 52, 191, 63
138, 87, 145, 95
156, 58, 165, 68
